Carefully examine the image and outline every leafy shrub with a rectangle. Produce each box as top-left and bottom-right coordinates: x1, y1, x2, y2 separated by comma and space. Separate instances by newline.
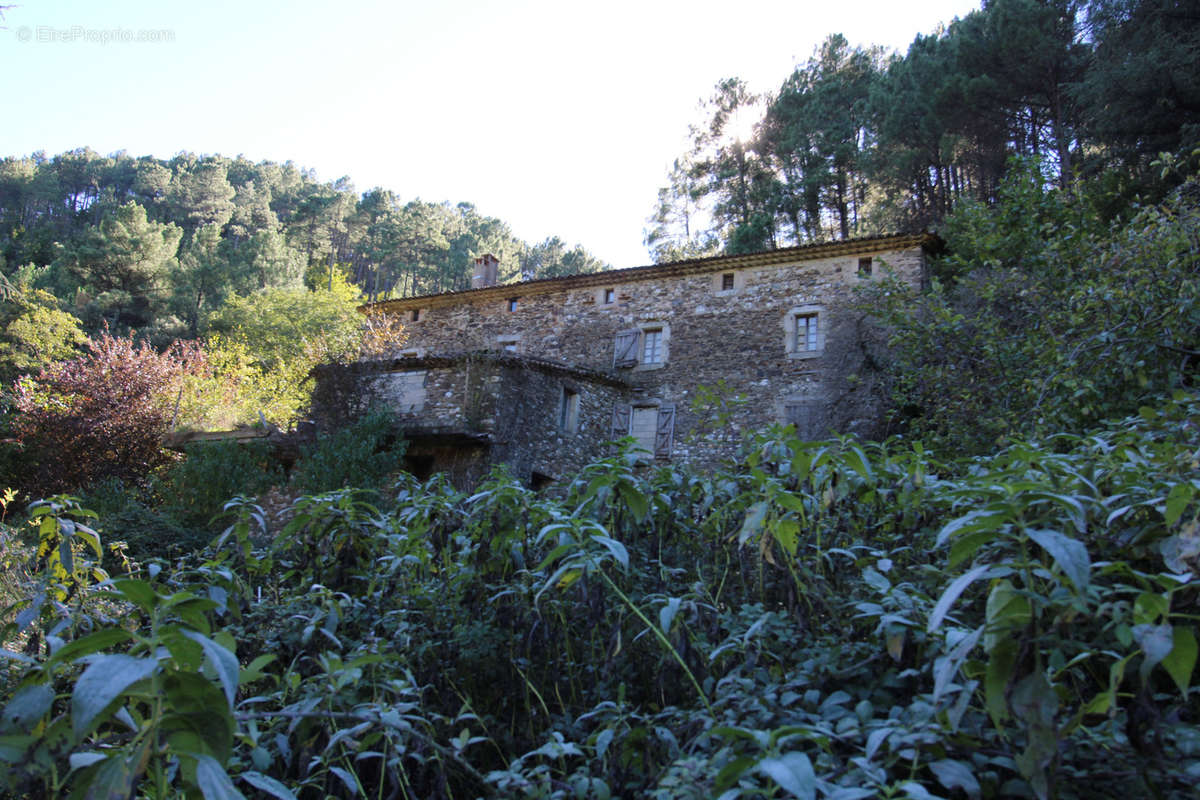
865, 164, 1200, 456
155, 440, 284, 530
291, 410, 405, 494
1, 397, 1197, 799
10, 333, 206, 495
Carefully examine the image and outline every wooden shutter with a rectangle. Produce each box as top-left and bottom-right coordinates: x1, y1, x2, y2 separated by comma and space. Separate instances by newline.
610, 403, 632, 441
613, 329, 639, 368
654, 404, 675, 458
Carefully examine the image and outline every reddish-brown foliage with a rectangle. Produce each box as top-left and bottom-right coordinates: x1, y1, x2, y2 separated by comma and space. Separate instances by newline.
12, 333, 207, 495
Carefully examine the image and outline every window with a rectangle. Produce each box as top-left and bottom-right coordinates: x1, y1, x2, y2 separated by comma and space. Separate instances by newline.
497, 334, 521, 353
375, 370, 426, 413
559, 387, 579, 433
642, 328, 664, 364
603, 288, 615, 304
613, 323, 670, 369
507, 297, 519, 312
611, 402, 675, 458
783, 306, 824, 359
857, 256, 873, 277
781, 398, 825, 440
409, 308, 421, 322
795, 313, 819, 352
713, 270, 741, 294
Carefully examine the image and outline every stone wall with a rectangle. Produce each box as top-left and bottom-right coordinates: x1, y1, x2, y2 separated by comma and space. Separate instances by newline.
372, 239, 927, 472
326, 354, 630, 489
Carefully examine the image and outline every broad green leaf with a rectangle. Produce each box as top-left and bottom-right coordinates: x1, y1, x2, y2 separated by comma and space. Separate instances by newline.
984, 580, 1030, 654
936, 508, 1007, 547
865, 727, 893, 761
1, 685, 54, 731
239, 654, 278, 686
1134, 623, 1174, 680
928, 564, 998, 633
1162, 625, 1198, 695
112, 579, 157, 613
50, 628, 134, 666
0, 735, 31, 763
844, 444, 873, 483
590, 535, 628, 569
757, 752, 815, 800
240, 771, 298, 800
659, 597, 681, 634
594, 728, 614, 761
1027, 529, 1090, 591
930, 759, 980, 799
897, 781, 940, 800
714, 755, 758, 791
738, 501, 769, 547
82, 752, 136, 800
72, 655, 158, 739
1164, 483, 1193, 526
985, 640, 1019, 726
949, 530, 994, 569
192, 753, 246, 800
328, 765, 358, 795
68, 752, 106, 771
862, 567, 890, 594
618, 485, 648, 523
774, 518, 800, 557
1134, 591, 1168, 624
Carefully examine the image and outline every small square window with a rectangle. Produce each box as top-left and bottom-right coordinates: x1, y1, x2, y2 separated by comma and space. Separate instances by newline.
795, 313, 819, 352
603, 288, 615, 304
642, 328, 664, 364
721, 272, 735, 291
409, 308, 421, 322
507, 297, 519, 312
858, 256, 873, 277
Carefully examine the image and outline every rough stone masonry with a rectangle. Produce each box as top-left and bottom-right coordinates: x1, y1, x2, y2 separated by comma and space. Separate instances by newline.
325, 234, 931, 488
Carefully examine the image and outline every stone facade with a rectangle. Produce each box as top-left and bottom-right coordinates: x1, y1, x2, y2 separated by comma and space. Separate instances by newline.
342, 235, 930, 487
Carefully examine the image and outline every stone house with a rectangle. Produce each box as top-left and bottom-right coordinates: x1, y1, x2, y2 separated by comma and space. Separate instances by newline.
330, 234, 931, 488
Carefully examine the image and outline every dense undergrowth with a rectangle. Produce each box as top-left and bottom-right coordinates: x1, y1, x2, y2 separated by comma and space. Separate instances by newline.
1, 391, 1197, 799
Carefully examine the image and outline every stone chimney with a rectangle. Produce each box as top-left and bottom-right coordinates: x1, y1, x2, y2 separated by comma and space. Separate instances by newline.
472, 254, 499, 288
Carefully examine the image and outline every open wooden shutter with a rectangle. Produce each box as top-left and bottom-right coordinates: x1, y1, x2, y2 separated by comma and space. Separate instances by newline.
654, 404, 675, 458
613, 329, 639, 368
610, 403, 632, 441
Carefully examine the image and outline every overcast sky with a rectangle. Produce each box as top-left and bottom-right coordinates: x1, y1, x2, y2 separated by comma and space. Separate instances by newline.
1, 0, 981, 267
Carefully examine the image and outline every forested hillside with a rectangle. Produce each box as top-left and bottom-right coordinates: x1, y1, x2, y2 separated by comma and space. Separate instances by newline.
647, 0, 1200, 260
0, 149, 606, 341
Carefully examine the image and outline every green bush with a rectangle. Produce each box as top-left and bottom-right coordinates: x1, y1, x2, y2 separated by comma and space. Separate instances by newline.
291, 411, 405, 494
155, 440, 283, 530
80, 478, 208, 565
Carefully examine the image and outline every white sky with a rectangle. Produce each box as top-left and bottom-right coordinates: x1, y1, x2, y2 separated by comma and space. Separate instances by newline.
1, 0, 981, 268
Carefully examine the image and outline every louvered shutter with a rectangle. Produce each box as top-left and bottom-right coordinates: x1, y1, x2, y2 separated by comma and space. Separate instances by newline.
613, 329, 639, 368
610, 403, 632, 441
654, 404, 675, 458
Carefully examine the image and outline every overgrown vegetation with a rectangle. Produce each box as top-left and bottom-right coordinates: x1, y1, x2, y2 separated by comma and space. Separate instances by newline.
1, 6, 1198, 798
1, 401, 1196, 798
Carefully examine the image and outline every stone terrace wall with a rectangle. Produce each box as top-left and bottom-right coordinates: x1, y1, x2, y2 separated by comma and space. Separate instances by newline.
382, 243, 925, 470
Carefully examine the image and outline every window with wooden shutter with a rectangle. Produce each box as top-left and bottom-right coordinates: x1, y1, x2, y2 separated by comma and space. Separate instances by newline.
630, 406, 658, 454
611, 403, 632, 441
654, 404, 675, 458
613, 329, 639, 368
